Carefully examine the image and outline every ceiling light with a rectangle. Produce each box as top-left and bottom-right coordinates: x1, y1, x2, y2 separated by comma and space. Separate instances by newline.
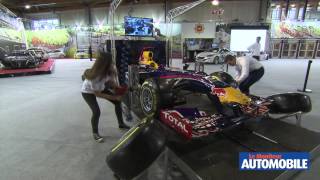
276, 5, 281, 8
211, 0, 219, 6
25, 5, 31, 9
290, 4, 296, 8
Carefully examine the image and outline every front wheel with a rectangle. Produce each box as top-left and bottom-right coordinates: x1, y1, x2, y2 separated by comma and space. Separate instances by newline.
139, 79, 160, 117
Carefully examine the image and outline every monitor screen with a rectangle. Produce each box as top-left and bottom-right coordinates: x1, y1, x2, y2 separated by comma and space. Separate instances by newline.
230, 28, 267, 52
124, 17, 153, 37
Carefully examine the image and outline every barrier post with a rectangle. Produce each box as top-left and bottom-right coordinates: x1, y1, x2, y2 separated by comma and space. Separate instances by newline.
298, 60, 313, 93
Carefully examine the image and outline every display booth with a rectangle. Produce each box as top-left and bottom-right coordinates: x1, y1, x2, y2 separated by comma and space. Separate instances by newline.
0, 3, 55, 77
105, 1, 320, 180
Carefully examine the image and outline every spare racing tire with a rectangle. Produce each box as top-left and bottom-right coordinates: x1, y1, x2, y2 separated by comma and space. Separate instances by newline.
267, 93, 312, 114
139, 79, 160, 116
106, 119, 166, 179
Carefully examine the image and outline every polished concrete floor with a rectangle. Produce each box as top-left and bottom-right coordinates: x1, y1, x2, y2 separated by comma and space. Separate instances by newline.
0, 59, 320, 180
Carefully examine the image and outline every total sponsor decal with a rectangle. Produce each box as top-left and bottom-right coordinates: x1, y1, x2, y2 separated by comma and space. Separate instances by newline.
239, 152, 309, 170
160, 110, 192, 139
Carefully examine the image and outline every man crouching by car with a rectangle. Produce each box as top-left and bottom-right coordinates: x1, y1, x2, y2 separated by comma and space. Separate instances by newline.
224, 54, 264, 95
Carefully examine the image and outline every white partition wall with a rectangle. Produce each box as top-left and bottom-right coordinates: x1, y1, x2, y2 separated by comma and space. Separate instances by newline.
230, 28, 267, 52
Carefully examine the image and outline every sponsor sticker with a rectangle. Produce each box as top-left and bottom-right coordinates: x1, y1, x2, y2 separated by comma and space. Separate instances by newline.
239, 152, 310, 170
212, 87, 226, 96
160, 110, 192, 139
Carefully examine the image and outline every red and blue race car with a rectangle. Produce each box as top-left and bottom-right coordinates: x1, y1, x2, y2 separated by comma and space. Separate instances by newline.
107, 55, 312, 180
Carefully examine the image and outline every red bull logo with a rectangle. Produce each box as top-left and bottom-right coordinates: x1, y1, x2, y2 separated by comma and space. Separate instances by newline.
212, 87, 226, 96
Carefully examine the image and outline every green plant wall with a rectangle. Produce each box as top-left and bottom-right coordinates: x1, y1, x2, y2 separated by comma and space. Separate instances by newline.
26, 29, 70, 47
0, 28, 22, 41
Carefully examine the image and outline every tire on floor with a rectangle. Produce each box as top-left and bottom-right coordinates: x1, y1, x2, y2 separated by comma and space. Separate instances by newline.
106, 119, 166, 179
267, 93, 312, 114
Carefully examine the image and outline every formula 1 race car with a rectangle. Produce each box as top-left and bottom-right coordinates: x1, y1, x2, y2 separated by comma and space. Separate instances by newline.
137, 70, 272, 139
1, 50, 41, 69
107, 58, 312, 179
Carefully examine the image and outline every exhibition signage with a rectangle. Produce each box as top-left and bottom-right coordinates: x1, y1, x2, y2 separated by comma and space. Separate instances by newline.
239, 152, 310, 170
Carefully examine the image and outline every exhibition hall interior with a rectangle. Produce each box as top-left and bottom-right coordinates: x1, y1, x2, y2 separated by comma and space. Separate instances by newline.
1, 0, 320, 179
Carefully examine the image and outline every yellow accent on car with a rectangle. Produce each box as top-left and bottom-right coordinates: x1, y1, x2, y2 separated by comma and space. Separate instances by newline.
218, 87, 251, 105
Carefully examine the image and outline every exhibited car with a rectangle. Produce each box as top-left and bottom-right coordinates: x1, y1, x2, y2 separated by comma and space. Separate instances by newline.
74, 49, 89, 59
244, 52, 269, 61
48, 49, 65, 59
1, 50, 40, 69
196, 48, 233, 64
27, 48, 49, 62
137, 69, 271, 138
106, 50, 312, 179
0, 47, 8, 67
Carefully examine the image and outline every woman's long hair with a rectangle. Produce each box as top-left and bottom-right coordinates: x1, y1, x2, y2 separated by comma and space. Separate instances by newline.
83, 51, 117, 81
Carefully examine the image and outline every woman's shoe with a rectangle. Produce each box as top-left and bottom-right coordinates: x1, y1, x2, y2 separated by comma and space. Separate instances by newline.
93, 133, 104, 143
118, 124, 130, 130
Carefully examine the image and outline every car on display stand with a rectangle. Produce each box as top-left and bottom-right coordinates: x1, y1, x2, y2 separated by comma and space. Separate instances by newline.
244, 52, 269, 61
74, 49, 89, 59
106, 49, 312, 179
0, 47, 8, 67
196, 48, 233, 64
27, 48, 49, 62
1, 50, 41, 69
48, 49, 65, 59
